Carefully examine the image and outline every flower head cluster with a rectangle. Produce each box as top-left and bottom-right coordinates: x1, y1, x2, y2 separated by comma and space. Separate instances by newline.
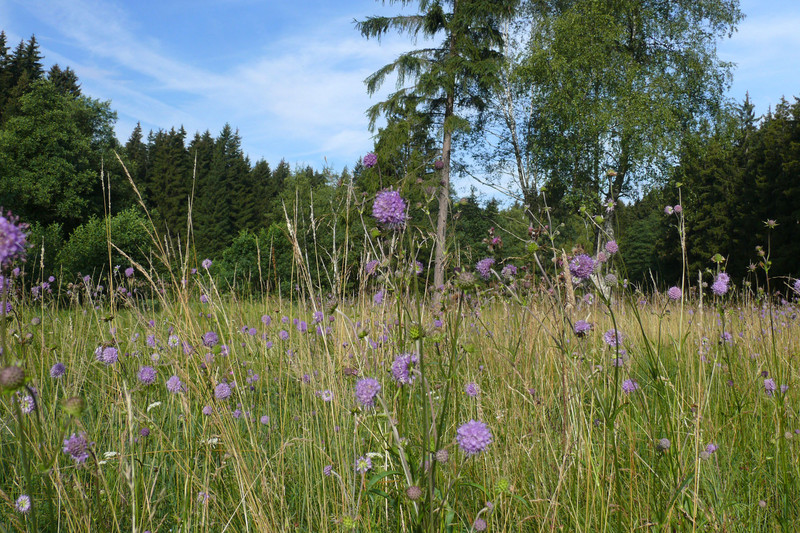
15, 495, 31, 514
50, 362, 66, 378
501, 264, 517, 279
215, 382, 232, 400
166, 375, 184, 394
355, 455, 373, 473
574, 320, 592, 337
667, 286, 682, 300
621, 379, 639, 394
372, 189, 407, 229
605, 240, 619, 254
569, 254, 596, 280
603, 329, 624, 347
711, 272, 730, 296
95, 346, 119, 366
365, 259, 379, 276
391, 353, 419, 385
475, 258, 495, 280
63, 432, 91, 463
202, 331, 219, 347
464, 382, 479, 397
363, 152, 378, 168
457, 420, 492, 456
0, 211, 28, 268
138, 366, 156, 385
355, 378, 381, 408
793, 279, 800, 295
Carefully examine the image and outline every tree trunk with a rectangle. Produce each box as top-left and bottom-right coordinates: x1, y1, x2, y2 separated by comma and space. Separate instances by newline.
434, 91, 454, 292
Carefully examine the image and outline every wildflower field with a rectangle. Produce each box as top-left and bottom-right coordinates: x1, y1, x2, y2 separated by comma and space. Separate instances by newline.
2, 200, 800, 533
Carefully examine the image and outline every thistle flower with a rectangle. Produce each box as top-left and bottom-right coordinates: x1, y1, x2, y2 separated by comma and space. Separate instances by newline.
363, 152, 378, 168
355, 378, 381, 408
569, 254, 596, 280
475, 258, 495, 279
372, 189, 407, 229
63, 432, 91, 463
391, 353, 419, 385
457, 420, 492, 456
667, 286, 682, 300
15, 495, 31, 514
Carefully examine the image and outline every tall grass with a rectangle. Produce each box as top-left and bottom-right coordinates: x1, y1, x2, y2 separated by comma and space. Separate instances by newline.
1, 188, 799, 531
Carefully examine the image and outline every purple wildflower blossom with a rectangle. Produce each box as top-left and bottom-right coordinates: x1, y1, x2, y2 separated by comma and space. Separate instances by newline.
501, 264, 517, 278
569, 254, 596, 280
605, 240, 619, 254
201, 258, 212, 269
667, 286, 682, 300
764, 378, 777, 396
202, 405, 213, 416
125, 267, 134, 278
464, 382, 479, 397
63, 432, 91, 463
355, 455, 372, 473
365, 259, 379, 275
215, 382, 232, 400
456, 420, 493, 456
166, 375, 184, 394
95, 346, 119, 366
603, 329, 624, 347
391, 353, 419, 385
202, 331, 219, 347
711, 272, 730, 296
372, 189, 407, 229
355, 378, 381, 408
138, 366, 156, 385
363, 152, 378, 168
279, 330, 289, 340
574, 320, 592, 337
473, 518, 487, 532
323, 465, 333, 476
15, 495, 31, 514
50, 362, 66, 378
475, 258, 495, 279
622, 379, 639, 394
0, 211, 28, 268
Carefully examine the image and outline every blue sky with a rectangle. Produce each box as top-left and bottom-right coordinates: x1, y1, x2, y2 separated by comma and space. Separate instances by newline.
2, 0, 799, 188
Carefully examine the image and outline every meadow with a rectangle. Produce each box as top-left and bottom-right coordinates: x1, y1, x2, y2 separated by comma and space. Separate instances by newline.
1, 197, 800, 532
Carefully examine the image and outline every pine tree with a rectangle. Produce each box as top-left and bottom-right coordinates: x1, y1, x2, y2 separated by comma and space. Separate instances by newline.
356, 0, 517, 290
47, 64, 82, 97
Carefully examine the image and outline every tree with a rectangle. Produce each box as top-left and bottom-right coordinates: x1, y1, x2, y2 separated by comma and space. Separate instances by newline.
47, 64, 82, 97
356, 0, 517, 290
508, 0, 742, 238
0, 79, 117, 231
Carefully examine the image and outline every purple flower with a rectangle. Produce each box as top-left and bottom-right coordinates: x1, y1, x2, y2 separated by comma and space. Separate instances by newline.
200, 294, 209, 304
365, 259, 379, 275
279, 330, 289, 340
667, 286, 682, 300
261, 314, 272, 326
355, 378, 381, 408
673, 204, 683, 214
569, 254, 596, 280
464, 382, 479, 397
125, 267, 134, 278
363, 152, 378, 168
434, 159, 444, 170
574, 320, 592, 337
711, 272, 730, 296
355, 455, 373, 473
621, 379, 639, 394
793, 278, 800, 295
705, 443, 718, 454
202, 258, 212, 270
501, 264, 517, 278
456, 420, 492, 456
764, 378, 777, 396
475, 258, 495, 279
260, 415, 270, 425
215, 382, 232, 400
202, 405, 213, 416
166, 375, 184, 394
473, 518, 487, 532
63, 432, 91, 463
317, 389, 333, 402
373, 290, 385, 305
391, 353, 419, 385
323, 465, 333, 476
372, 189, 407, 229
50, 362, 66, 378
15, 495, 31, 514
0, 211, 28, 268
664, 205, 674, 215
138, 366, 157, 385
202, 331, 219, 347
95, 346, 119, 366
605, 240, 619, 254
603, 329, 624, 347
